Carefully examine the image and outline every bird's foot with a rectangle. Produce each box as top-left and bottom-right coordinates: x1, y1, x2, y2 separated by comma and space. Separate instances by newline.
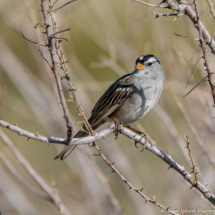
135, 132, 146, 152
125, 125, 146, 152
109, 116, 121, 139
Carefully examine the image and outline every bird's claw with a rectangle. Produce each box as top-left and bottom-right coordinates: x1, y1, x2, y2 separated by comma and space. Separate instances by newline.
137, 132, 146, 152
135, 141, 139, 148
110, 116, 121, 139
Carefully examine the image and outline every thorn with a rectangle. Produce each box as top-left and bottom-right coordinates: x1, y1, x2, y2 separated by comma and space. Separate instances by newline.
129, 187, 133, 190
34, 130, 39, 137
111, 169, 116, 173
190, 185, 195, 189
140, 188, 144, 192
110, 162, 115, 166
27, 137, 30, 141
14, 122, 17, 126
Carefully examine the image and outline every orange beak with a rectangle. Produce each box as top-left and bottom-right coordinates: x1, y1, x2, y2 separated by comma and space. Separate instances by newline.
135, 62, 145, 70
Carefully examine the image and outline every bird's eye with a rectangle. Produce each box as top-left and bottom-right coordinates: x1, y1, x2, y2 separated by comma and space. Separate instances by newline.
147, 62, 152, 66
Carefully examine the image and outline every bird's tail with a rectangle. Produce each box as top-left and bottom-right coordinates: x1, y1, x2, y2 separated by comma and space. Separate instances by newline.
54, 119, 105, 160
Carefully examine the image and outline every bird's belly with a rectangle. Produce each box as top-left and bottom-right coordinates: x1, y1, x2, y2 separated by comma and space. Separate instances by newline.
110, 92, 158, 125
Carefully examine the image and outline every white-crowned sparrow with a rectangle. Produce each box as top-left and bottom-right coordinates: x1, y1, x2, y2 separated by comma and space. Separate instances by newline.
55, 54, 165, 160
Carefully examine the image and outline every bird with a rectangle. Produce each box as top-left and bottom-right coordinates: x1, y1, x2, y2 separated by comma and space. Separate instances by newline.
55, 54, 165, 160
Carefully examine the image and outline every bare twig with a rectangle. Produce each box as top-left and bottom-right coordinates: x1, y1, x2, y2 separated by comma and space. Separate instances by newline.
174, 95, 215, 170
38, 48, 52, 68
0, 119, 114, 146
1, 118, 215, 205
40, 0, 73, 144
193, 0, 215, 106
183, 75, 208, 97
48, 0, 94, 136
207, 0, 215, 20
91, 143, 179, 215
0, 130, 71, 215
48, 171, 66, 215
0, 151, 52, 202
186, 56, 203, 88
174, 33, 199, 41
184, 135, 200, 187
47, 0, 76, 13
152, 12, 185, 20
21, 33, 47, 46
190, 41, 198, 62
132, 0, 168, 8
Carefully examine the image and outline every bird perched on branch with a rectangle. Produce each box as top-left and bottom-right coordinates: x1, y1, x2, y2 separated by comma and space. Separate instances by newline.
55, 54, 165, 160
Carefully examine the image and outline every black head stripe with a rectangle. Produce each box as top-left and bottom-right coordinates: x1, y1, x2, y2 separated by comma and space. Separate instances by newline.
135, 54, 160, 65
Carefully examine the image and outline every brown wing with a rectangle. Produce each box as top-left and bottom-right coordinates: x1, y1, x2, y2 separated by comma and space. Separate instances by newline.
90, 74, 136, 124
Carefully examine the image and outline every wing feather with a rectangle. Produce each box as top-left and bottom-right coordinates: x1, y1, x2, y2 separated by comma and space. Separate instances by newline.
91, 74, 136, 123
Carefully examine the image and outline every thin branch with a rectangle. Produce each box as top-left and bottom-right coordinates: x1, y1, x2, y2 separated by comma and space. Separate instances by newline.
0, 119, 114, 145
152, 12, 185, 19
50, 36, 69, 43
132, 0, 168, 8
121, 126, 215, 205
1, 118, 215, 205
21, 33, 47, 47
186, 55, 203, 88
190, 41, 198, 62
183, 75, 208, 97
38, 48, 52, 68
171, 0, 215, 53
0, 151, 52, 202
92, 143, 179, 215
48, 171, 65, 215
193, 0, 215, 106
52, 28, 71, 36
207, 0, 215, 20
184, 135, 200, 186
0, 130, 71, 215
48, 0, 94, 136
47, 0, 76, 13
134, 2, 164, 21
40, 0, 73, 144
174, 95, 215, 170
174, 33, 199, 41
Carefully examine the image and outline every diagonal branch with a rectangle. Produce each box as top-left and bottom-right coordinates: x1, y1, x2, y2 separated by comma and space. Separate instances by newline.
0, 151, 52, 202
207, 0, 215, 20
0, 130, 71, 215
1, 118, 215, 205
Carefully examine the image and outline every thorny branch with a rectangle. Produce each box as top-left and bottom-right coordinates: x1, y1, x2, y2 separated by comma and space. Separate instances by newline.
134, 0, 215, 106
1, 119, 215, 205
2, 0, 215, 212
193, 0, 215, 106
184, 135, 200, 187
46, 6, 173, 210
47, 0, 94, 137
40, 0, 73, 144
207, 0, 215, 20
92, 143, 179, 215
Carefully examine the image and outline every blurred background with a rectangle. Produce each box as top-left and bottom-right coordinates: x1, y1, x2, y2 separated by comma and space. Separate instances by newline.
0, 0, 215, 214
